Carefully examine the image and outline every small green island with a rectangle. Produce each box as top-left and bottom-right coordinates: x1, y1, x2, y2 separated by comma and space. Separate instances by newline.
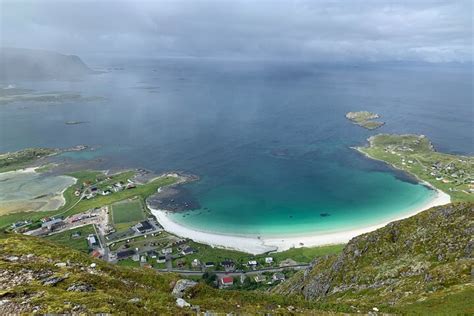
357, 134, 474, 202
346, 111, 385, 130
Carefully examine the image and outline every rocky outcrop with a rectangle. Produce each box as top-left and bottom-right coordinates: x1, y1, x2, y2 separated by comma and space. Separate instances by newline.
274, 203, 474, 311
172, 279, 198, 298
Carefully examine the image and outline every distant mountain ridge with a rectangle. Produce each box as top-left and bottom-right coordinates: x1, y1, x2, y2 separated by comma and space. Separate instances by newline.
0, 47, 95, 81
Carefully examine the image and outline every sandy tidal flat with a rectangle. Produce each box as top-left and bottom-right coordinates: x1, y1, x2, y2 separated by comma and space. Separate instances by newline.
0, 167, 76, 215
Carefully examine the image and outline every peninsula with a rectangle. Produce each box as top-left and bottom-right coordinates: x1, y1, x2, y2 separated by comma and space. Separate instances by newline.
0, 148, 58, 173
346, 111, 385, 130
356, 134, 474, 202
0, 47, 96, 80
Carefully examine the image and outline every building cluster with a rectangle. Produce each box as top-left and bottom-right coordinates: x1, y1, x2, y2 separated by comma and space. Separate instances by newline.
75, 179, 137, 200
113, 239, 198, 266
382, 143, 473, 194
429, 160, 474, 189
218, 272, 286, 289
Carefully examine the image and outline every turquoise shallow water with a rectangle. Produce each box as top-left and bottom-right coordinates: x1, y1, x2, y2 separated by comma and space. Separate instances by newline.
169, 157, 436, 237
0, 59, 471, 237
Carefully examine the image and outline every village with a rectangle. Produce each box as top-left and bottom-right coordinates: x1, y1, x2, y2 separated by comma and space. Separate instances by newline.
358, 134, 474, 201
10, 171, 308, 290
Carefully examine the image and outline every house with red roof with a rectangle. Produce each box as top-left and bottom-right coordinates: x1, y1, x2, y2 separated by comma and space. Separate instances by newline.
220, 276, 234, 288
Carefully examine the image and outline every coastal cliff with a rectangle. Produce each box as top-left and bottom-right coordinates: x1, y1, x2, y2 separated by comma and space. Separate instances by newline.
273, 202, 474, 314
0, 48, 95, 81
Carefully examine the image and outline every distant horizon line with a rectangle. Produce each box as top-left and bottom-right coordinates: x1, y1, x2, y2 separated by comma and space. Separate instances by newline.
1, 46, 472, 65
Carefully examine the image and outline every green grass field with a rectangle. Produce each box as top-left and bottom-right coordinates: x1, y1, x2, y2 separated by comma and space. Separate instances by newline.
116, 258, 140, 267
45, 224, 95, 253
111, 199, 146, 224
176, 241, 345, 269
272, 244, 345, 262
109, 231, 176, 250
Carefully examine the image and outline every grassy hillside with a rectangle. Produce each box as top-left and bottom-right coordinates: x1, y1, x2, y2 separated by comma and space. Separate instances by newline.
2, 204, 472, 314
274, 202, 474, 314
0, 234, 327, 314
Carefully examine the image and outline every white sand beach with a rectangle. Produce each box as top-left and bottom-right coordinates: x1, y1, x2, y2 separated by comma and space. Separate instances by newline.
149, 205, 277, 254
149, 187, 451, 255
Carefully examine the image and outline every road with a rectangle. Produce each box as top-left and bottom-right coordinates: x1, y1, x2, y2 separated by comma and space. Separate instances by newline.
156, 264, 310, 277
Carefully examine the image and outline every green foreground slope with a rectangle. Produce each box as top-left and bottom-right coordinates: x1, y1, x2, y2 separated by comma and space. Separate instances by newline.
0, 234, 327, 314
1, 203, 472, 314
274, 202, 474, 314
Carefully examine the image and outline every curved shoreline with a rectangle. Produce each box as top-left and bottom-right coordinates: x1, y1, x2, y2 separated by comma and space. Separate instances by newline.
149, 186, 450, 255
0, 166, 77, 214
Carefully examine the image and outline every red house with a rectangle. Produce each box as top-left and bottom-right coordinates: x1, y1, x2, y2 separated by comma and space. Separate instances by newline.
220, 276, 234, 288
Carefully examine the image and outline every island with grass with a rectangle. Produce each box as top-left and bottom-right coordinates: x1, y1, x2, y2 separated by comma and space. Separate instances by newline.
356, 134, 474, 202
346, 111, 385, 130
0, 148, 58, 173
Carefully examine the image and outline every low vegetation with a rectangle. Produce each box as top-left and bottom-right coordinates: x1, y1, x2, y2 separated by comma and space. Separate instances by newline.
0, 148, 57, 173
0, 233, 328, 314
274, 202, 474, 314
174, 241, 344, 270
357, 134, 474, 202
45, 225, 96, 253
345, 111, 385, 130
0, 170, 177, 230
111, 199, 146, 232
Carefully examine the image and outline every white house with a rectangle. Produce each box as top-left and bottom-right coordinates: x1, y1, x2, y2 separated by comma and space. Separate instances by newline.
265, 257, 273, 264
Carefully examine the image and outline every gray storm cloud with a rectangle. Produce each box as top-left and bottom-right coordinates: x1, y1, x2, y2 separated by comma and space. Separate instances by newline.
0, 0, 472, 62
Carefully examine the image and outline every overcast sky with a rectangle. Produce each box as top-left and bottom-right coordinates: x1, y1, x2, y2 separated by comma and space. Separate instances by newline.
0, 0, 472, 62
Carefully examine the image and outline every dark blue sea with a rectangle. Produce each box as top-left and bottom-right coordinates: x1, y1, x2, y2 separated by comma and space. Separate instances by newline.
1, 59, 472, 235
